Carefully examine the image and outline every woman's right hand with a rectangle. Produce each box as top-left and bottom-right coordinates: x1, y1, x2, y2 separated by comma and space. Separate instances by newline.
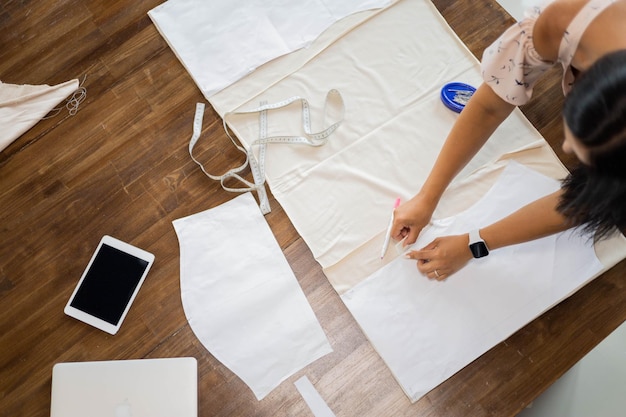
390, 83, 515, 247
391, 193, 437, 247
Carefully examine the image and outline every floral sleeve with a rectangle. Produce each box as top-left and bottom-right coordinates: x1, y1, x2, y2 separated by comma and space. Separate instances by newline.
480, 7, 554, 105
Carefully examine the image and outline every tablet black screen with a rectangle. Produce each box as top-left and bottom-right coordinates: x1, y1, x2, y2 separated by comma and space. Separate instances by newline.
70, 244, 149, 325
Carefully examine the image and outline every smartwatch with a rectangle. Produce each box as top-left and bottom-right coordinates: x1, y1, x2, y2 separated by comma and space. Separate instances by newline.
469, 229, 489, 258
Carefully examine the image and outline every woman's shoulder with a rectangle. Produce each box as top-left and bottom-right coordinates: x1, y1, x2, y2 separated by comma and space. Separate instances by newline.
533, 0, 587, 61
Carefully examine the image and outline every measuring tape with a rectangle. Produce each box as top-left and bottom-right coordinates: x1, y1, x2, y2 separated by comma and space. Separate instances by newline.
189, 89, 345, 214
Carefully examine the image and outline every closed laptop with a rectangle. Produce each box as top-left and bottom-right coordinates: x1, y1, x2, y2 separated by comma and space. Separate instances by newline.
50, 357, 197, 417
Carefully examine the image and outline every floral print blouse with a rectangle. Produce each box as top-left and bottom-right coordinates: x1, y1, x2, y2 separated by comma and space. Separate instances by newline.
480, 0, 616, 105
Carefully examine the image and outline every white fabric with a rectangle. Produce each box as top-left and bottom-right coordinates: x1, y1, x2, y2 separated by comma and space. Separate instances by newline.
220, 0, 547, 270
172, 193, 332, 400
148, 0, 391, 98
0, 79, 79, 152
341, 161, 605, 402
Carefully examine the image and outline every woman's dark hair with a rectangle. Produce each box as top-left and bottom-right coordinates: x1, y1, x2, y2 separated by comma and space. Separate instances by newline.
559, 49, 626, 239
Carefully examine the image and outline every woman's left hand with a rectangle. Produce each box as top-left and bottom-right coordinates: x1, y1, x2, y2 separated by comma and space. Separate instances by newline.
405, 234, 473, 280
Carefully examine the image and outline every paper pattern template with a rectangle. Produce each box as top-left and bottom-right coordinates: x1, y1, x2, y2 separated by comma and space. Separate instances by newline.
149, 0, 391, 97
173, 193, 332, 400
341, 162, 604, 401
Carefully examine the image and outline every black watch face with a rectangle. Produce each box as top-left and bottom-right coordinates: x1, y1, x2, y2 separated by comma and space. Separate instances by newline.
470, 242, 489, 258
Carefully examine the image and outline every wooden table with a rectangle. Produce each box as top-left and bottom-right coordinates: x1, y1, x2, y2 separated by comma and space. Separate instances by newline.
1, 1, 625, 416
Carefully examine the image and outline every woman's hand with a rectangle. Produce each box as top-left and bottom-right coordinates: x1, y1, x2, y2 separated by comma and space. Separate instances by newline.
405, 234, 472, 280
391, 194, 437, 247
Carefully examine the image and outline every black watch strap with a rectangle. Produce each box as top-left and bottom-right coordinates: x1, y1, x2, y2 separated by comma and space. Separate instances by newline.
469, 229, 489, 258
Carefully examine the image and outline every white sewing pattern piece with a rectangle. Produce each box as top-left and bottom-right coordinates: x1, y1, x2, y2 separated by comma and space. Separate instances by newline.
173, 192, 332, 400
341, 161, 604, 402
148, 0, 392, 97
189, 90, 344, 214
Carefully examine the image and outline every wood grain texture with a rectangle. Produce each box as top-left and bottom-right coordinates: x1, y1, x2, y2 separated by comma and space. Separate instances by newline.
1, 1, 624, 416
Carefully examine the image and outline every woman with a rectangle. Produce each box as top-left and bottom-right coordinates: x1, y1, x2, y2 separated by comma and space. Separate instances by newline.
392, 0, 626, 280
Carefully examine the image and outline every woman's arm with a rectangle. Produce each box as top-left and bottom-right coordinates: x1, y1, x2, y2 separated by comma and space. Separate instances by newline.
480, 190, 571, 250
395, 0, 583, 276
406, 190, 572, 280
391, 83, 516, 245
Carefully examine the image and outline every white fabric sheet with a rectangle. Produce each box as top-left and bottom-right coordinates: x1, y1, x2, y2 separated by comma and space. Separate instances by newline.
0, 79, 79, 152
172, 193, 332, 400
217, 0, 549, 270
341, 162, 605, 401
148, 0, 390, 98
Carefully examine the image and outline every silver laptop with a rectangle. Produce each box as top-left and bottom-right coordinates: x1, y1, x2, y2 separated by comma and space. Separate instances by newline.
51, 357, 197, 417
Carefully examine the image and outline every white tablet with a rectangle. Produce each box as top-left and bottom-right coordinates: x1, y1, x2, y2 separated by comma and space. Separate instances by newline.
64, 235, 155, 335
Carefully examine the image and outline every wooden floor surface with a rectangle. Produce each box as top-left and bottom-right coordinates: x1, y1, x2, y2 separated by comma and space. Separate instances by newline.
1, 0, 625, 416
